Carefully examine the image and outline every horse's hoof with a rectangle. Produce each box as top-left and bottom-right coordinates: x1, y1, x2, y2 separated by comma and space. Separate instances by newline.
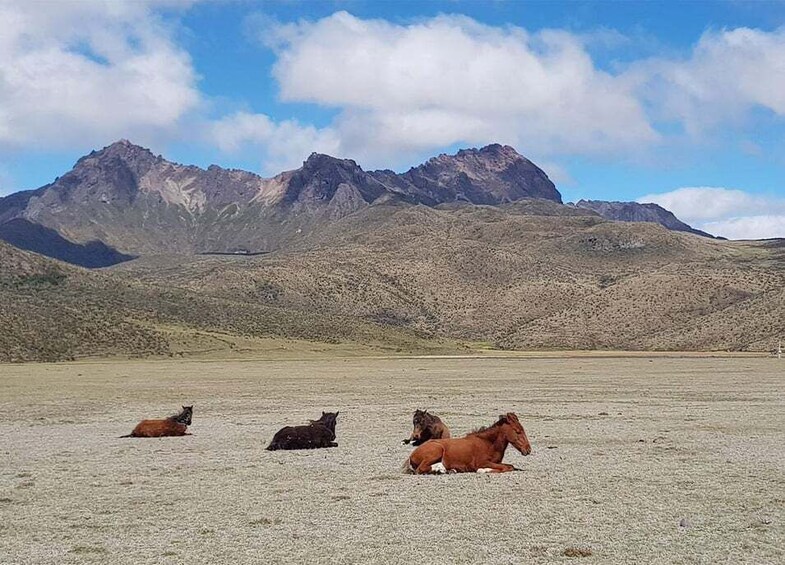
477, 468, 494, 474
431, 462, 447, 474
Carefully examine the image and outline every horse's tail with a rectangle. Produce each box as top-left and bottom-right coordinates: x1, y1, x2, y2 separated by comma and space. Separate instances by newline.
401, 456, 414, 475
118, 433, 134, 438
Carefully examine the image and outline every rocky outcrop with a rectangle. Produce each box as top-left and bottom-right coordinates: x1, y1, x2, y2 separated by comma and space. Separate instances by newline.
574, 200, 717, 239
372, 144, 561, 205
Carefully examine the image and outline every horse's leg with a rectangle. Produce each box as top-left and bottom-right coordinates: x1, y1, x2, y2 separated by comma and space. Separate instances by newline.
476, 462, 515, 473
414, 446, 447, 474
416, 459, 448, 474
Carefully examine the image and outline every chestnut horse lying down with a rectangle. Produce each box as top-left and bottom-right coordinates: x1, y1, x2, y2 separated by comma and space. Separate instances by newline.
405, 412, 531, 474
266, 411, 339, 450
402, 409, 450, 445
120, 406, 193, 438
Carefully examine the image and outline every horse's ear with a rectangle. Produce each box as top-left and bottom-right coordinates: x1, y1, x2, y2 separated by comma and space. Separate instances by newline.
322, 411, 326, 416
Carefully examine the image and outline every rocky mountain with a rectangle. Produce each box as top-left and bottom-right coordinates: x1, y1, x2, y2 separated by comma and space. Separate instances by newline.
0, 140, 561, 259
574, 199, 717, 239
370, 144, 561, 205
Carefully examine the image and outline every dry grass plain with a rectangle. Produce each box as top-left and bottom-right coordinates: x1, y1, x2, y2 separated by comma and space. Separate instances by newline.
1, 355, 783, 564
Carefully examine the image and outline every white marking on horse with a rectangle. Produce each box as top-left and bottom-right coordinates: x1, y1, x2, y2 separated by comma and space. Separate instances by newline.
477, 468, 494, 474
431, 462, 447, 474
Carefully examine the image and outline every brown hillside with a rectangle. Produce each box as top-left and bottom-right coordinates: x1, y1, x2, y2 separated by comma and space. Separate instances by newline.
111, 201, 785, 353
0, 241, 452, 362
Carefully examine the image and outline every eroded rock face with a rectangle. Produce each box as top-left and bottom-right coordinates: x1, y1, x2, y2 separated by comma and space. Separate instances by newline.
574, 200, 717, 239
371, 143, 561, 205
0, 141, 566, 259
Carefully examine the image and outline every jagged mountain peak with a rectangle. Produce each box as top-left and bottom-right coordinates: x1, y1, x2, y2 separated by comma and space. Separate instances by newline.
80, 139, 159, 165
457, 143, 520, 158
383, 143, 561, 205
302, 152, 360, 171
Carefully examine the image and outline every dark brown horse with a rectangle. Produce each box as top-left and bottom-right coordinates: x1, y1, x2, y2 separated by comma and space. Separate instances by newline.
402, 409, 451, 445
266, 412, 339, 450
120, 406, 193, 438
405, 412, 531, 474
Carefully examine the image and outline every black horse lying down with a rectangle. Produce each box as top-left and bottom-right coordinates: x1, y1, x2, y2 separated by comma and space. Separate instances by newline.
266, 412, 339, 450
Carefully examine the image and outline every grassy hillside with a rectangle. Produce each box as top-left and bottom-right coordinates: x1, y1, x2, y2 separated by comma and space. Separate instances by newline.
114, 201, 785, 353
4, 200, 784, 361
0, 241, 455, 362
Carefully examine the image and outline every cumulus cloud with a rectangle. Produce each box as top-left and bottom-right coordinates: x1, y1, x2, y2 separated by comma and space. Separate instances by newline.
246, 13, 785, 171
632, 27, 785, 134
0, 0, 200, 150
638, 187, 785, 240
209, 111, 341, 173
260, 12, 658, 165
4, 4, 785, 187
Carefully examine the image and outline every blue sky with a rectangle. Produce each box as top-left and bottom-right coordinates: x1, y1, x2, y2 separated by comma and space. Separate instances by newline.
1, 0, 784, 238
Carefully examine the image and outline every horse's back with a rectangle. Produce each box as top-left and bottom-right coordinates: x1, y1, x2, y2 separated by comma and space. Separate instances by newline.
267, 424, 334, 450
131, 419, 187, 437
410, 436, 476, 462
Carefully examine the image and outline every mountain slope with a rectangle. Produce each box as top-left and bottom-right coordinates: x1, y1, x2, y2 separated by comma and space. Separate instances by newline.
574, 199, 717, 238
0, 141, 561, 257
4, 199, 784, 361
0, 218, 135, 267
0, 240, 446, 362
112, 201, 785, 354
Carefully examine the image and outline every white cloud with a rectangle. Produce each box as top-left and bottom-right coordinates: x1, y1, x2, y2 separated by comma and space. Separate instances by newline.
638, 187, 785, 240
3, 4, 785, 190
260, 12, 658, 166
209, 111, 341, 174
702, 216, 785, 240
0, 0, 200, 150
632, 27, 785, 134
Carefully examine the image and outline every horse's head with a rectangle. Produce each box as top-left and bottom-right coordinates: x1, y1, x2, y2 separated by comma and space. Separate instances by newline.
410, 409, 435, 445
500, 412, 531, 455
313, 411, 339, 432
179, 406, 193, 426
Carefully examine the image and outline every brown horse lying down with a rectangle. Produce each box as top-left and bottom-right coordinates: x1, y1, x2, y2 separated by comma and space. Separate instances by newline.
405, 412, 531, 474
266, 412, 339, 450
402, 409, 450, 445
120, 406, 193, 438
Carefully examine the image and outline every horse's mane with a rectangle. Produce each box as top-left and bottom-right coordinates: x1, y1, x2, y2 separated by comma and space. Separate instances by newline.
467, 416, 506, 436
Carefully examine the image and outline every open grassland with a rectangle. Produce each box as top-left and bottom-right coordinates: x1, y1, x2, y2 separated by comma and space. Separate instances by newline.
0, 356, 783, 564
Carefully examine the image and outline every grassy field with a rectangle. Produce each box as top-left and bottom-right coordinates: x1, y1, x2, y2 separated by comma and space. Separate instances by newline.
1, 355, 783, 564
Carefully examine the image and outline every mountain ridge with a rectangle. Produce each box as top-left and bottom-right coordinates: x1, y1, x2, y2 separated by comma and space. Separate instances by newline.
574, 199, 717, 239
0, 140, 565, 258
0, 140, 715, 264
